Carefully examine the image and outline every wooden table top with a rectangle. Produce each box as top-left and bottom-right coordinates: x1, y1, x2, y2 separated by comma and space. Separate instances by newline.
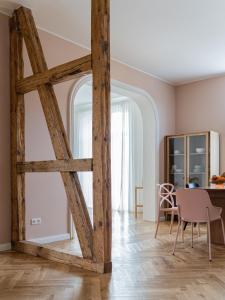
202, 186, 225, 191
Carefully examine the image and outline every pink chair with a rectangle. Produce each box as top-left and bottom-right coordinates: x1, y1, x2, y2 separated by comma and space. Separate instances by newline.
173, 189, 225, 261
155, 183, 178, 238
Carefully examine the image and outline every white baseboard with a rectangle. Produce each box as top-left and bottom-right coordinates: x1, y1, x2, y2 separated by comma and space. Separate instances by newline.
0, 243, 11, 251
28, 233, 70, 245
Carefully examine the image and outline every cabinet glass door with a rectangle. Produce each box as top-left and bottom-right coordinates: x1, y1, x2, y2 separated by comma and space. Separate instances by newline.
187, 134, 208, 187
168, 136, 185, 188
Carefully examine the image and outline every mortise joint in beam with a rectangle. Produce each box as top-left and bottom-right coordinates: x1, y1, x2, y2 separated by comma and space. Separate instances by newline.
16, 54, 92, 94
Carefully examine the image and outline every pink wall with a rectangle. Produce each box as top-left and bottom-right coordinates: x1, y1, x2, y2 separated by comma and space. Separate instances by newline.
176, 77, 225, 173
0, 13, 175, 244
0, 14, 10, 244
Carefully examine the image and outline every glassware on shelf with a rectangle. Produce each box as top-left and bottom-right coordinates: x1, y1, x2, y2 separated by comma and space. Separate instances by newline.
174, 150, 180, 155
192, 165, 201, 173
195, 147, 205, 154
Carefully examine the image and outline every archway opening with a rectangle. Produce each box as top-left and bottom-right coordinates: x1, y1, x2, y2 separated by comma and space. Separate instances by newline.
70, 76, 159, 223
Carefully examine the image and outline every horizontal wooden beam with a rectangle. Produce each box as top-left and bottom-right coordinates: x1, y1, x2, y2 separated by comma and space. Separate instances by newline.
15, 241, 111, 273
17, 159, 93, 173
16, 54, 92, 94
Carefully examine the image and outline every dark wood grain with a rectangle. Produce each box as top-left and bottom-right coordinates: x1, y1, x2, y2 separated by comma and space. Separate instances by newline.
15, 6, 93, 259
91, 0, 112, 269
10, 14, 25, 244
11, 1, 112, 273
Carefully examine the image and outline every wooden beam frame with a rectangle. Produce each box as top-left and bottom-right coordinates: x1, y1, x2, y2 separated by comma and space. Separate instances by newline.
15, 6, 93, 260
10, 1, 111, 274
15, 241, 106, 273
16, 54, 92, 94
17, 159, 93, 173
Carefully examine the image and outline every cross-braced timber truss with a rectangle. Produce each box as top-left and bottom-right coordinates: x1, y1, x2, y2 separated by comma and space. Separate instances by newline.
10, 2, 111, 274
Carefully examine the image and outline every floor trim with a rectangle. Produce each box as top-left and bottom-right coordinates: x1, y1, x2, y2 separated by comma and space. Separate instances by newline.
28, 233, 70, 245
0, 243, 11, 251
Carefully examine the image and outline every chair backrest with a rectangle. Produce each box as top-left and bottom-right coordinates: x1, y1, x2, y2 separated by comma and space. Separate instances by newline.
158, 183, 175, 208
186, 182, 199, 188
176, 189, 214, 222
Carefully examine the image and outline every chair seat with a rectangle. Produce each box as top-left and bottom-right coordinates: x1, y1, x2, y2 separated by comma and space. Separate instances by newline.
160, 207, 178, 213
181, 206, 222, 223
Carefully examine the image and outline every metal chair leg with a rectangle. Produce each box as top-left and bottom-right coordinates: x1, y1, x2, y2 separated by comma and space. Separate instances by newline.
135, 187, 137, 218
155, 211, 160, 238
220, 217, 225, 245
206, 208, 212, 261
169, 212, 174, 234
197, 223, 200, 237
173, 218, 181, 255
181, 220, 184, 242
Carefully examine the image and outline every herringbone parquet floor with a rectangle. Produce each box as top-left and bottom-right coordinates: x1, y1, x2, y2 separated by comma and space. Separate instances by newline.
1, 213, 225, 299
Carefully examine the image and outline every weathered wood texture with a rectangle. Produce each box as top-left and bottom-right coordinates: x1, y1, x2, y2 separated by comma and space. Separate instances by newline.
16, 54, 92, 94
17, 159, 93, 173
92, 0, 112, 267
11, 0, 112, 273
15, 241, 107, 273
15, 7, 93, 259
10, 14, 25, 243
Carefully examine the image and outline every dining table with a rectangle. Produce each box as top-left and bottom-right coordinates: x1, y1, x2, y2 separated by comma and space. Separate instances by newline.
203, 186, 225, 245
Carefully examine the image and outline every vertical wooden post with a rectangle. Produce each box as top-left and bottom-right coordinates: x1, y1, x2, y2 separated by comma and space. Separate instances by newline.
92, 0, 112, 271
10, 14, 25, 244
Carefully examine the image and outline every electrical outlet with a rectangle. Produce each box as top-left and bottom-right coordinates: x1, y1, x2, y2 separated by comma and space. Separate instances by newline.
31, 218, 42, 225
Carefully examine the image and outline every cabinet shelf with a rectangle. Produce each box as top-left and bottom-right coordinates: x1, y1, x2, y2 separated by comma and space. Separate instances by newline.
190, 172, 206, 175
170, 173, 184, 175
190, 153, 206, 155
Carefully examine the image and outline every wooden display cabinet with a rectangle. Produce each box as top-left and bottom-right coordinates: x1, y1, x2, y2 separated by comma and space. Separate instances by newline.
165, 131, 219, 188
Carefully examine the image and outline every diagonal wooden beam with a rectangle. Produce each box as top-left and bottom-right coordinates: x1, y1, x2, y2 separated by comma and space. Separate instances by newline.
15, 241, 107, 273
15, 6, 93, 259
17, 159, 93, 173
16, 55, 92, 94
10, 14, 25, 244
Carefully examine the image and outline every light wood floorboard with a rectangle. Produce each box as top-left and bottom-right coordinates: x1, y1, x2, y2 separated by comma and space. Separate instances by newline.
1, 213, 225, 299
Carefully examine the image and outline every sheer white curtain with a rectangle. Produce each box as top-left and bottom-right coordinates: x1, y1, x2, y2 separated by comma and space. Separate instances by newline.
73, 100, 143, 212
73, 105, 93, 208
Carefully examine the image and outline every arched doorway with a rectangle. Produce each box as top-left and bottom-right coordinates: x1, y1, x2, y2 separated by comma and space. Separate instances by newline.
69, 75, 159, 222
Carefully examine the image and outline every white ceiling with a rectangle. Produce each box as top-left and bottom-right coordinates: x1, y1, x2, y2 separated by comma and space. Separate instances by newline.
1, 0, 225, 85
